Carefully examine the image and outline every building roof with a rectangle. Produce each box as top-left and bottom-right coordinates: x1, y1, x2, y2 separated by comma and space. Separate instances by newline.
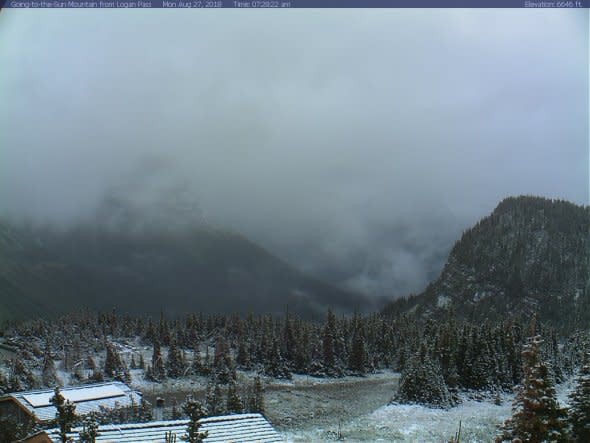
42, 413, 283, 442
2, 381, 142, 422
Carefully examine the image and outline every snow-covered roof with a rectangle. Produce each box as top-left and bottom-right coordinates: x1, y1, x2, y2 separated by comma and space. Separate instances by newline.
43, 413, 283, 442
4, 381, 141, 422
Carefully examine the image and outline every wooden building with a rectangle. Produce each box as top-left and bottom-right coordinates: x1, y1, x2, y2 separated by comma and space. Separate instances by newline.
21, 413, 284, 442
0, 381, 141, 425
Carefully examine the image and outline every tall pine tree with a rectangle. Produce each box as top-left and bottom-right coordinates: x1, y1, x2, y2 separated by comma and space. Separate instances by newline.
50, 387, 77, 443
568, 353, 590, 442
497, 335, 567, 442
182, 397, 208, 443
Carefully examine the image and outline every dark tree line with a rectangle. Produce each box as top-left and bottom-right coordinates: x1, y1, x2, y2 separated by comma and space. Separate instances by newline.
1, 310, 588, 402
2, 309, 586, 398
0, 308, 588, 441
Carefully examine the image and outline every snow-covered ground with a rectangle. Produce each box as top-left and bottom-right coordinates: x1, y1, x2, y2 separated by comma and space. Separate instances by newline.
129, 365, 577, 442
281, 377, 576, 442
11, 335, 577, 443
283, 393, 512, 442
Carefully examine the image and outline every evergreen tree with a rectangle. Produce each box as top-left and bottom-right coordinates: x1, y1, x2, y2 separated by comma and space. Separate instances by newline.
78, 412, 100, 443
50, 387, 77, 443
236, 338, 249, 369
395, 345, 452, 408
348, 318, 366, 374
11, 357, 37, 390
192, 344, 203, 375
139, 398, 154, 422
282, 310, 295, 363
246, 376, 265, 413
150, 340, 166, 381
471, 333, 496, 390
89, 365, 104, 383
103, 342, 129, 382
167, 340, 184, 378
497, 335, 567, 442
182, 397, 208, 443
226, 379, 244, 414
322, 309, 337, 371
42, 341, 59, 387
159, 310, 171, 345
263, 339, 291, 379
293, 326, 311, 373
568, 353, 590, 442
202, 345, 211, 375
213, 337, 232, 384
206, 381, 225, 416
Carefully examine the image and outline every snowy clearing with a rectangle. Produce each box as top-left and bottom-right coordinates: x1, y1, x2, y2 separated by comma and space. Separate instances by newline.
281, 378, 576, 442
283, 393, 512, 442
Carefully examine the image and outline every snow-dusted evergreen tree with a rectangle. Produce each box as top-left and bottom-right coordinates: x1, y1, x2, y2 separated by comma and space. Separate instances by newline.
263, 339, 291, 379
293, 325, 311, 373
568, 353, 590, 442
246, 376, 265, 414
236, 338, 249, 369
322, 309, 337, 371
282, 310, 295, 363
158, 311, 171, 346
226, 379, 244, 414
348, 315, 366, 374
435, 323, 459, 391
139, 398, 154, 421
471, 333, 497, 390
192, 344, 203, 375
395, 344, 451, 408
497, 335, 567, 443
42, 340, 59, 387
10, 357, 37, 391
202, 345, 212, 375
206, 381, 225, 416
50, 386, 76, 443
78, 412, 99, 443
182, 396, 208, 442
213, 337, 233, 384
149, 339, 166, 381
167, 339, 184, 378
103, 342, 129, 382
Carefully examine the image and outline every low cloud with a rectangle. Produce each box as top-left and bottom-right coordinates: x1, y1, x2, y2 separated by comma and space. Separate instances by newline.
0, 9, 587, 297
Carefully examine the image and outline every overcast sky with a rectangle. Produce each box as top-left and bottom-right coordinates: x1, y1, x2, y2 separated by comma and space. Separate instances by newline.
0, 10, 588, 298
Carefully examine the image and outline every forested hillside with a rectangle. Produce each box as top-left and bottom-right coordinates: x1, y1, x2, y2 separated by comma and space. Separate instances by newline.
384, 196, 590, 331
0, 222, 366, 321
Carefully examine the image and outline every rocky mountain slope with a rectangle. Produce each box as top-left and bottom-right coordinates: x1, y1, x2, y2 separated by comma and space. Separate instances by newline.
383, 196, 590, 330
0, 221, 368, 322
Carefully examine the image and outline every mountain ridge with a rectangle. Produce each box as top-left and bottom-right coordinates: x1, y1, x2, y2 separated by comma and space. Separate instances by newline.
0, 221, 370, 321
383, 195, 590, 331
